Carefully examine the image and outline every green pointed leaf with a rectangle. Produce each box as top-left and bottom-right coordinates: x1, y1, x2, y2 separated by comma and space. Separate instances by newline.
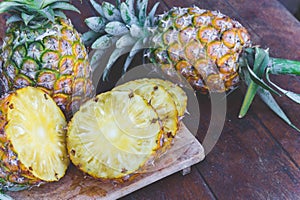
102, 2, 122, 21
90, 0, 104, 16
138, 0, 148, 25
239, 79, 259, 118
0, 2, 23, 13
116, 34, 137, 48
21, 12, 35, 25
148, 2, 159, 25
90, 49, 107, 72
130, 24, 144, 38
43, 0, 69, 7
266, 68, 300, 104
246, 63, 280, 96
257, 88, 300, 132
54, 10, 67, 19
38, 7, 55, 22
105, 21, 129, 36
82, 30, 99, 46
252, 47, 269, 76
50, 2, 80, 13
85, 16, 106, 32
91, 35, 113, 49
116, 0, 122, 8
126, 0, 135, 15
120, 2, 138, 25
103, 47, 130, 80
6, 14, 22, 24
123, 39, 144, 73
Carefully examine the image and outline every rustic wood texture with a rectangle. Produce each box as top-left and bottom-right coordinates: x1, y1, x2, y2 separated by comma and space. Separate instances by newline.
0, 0, 299, 199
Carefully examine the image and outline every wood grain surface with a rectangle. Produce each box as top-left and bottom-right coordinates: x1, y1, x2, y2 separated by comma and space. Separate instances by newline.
0, 0, 299, 199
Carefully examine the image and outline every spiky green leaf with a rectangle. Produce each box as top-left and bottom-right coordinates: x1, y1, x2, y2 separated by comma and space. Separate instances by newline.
245, 63, 280, 96
39, 7, 55, 22
116, 34, 137, 48
0, 2, 23, 13
6, 15, 22, 24
126, 0, 135, 15
102, 2, 122, 21
138, 0, 148, 25
43, 0, 69, 7
123, 38, 144, 73
120, 2, 138, 25
85, 16, 107, 32
257, 88, 300, 132
265, 68, 300, 104
21, 12, 35, 25
103, 47, 130, 80
92, 35, 113, 49
130, 24, 144, 38
50, 2, 80, 13
90, 0, 104, 16
105, 21, 129, 36
54, 10, 67, 19
82, 30, 100, 46
148, 2, 159, 25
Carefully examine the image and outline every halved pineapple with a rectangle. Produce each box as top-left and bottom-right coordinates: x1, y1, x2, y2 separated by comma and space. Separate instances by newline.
118, 78, 188, 117
0, 87, 69, 191
67, 91, 163, 180
113, 80, 179, 144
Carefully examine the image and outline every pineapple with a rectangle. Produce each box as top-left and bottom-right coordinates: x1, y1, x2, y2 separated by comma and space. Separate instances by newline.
113, 81, 179, 146
67, 78, 187, 180
0, 0, 94, 119
0, 87, 69, 191
83, 0, 300, 131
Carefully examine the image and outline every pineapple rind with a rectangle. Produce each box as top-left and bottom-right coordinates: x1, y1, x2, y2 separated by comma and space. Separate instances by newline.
0, 19, 94, 119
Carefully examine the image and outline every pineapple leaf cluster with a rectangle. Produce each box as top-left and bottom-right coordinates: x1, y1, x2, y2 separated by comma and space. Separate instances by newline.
83, 0, 159, 78
0, 0, 80, 27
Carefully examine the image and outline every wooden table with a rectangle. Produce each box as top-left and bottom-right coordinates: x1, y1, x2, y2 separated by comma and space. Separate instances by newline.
1, 0, 300, 199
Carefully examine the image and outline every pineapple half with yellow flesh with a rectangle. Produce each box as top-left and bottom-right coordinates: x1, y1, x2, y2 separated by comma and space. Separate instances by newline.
0, 87, 69, 191
67, 78, 187, 181
0, 0, 94, 119
83, 0, 300, 131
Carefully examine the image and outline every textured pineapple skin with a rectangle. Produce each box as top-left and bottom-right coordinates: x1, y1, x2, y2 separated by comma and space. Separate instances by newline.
0, 18, 94, 119
150, 7, 251, 93
0, 96, 43, 191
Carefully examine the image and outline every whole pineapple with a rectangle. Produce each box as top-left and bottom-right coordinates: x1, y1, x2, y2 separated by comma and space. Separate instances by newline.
83, 0, 300, 131
0, 0, 94, 119
0, 87, 69, 191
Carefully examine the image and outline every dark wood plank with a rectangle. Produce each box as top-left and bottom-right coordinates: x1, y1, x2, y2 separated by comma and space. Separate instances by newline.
0, 0, 299, 199
120, 169, 216, 200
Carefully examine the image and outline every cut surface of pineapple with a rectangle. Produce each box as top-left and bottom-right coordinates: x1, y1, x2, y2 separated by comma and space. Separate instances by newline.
119, 78, 187, 117
5, 87, 69, 182
113, 80, 179, 141
67, 91, 163, 179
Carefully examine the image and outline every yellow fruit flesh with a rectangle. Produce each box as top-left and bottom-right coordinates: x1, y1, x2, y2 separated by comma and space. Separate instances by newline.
67, 91, 163, 179
5, 87, 69, 182
113, 81, 178, 138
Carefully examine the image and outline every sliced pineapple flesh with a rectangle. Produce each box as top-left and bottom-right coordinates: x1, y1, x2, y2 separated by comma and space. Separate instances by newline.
113, 80, 179, 138
122, 78, 188, 117
5, 87, 69, 182
67, 91, 163, 179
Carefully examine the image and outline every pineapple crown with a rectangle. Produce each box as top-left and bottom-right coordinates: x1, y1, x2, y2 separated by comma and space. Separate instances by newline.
0, 0, 80, 28
82, 0, 159, 78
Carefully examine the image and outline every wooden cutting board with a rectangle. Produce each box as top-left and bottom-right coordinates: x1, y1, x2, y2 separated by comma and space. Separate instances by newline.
7, 124, 205, 200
